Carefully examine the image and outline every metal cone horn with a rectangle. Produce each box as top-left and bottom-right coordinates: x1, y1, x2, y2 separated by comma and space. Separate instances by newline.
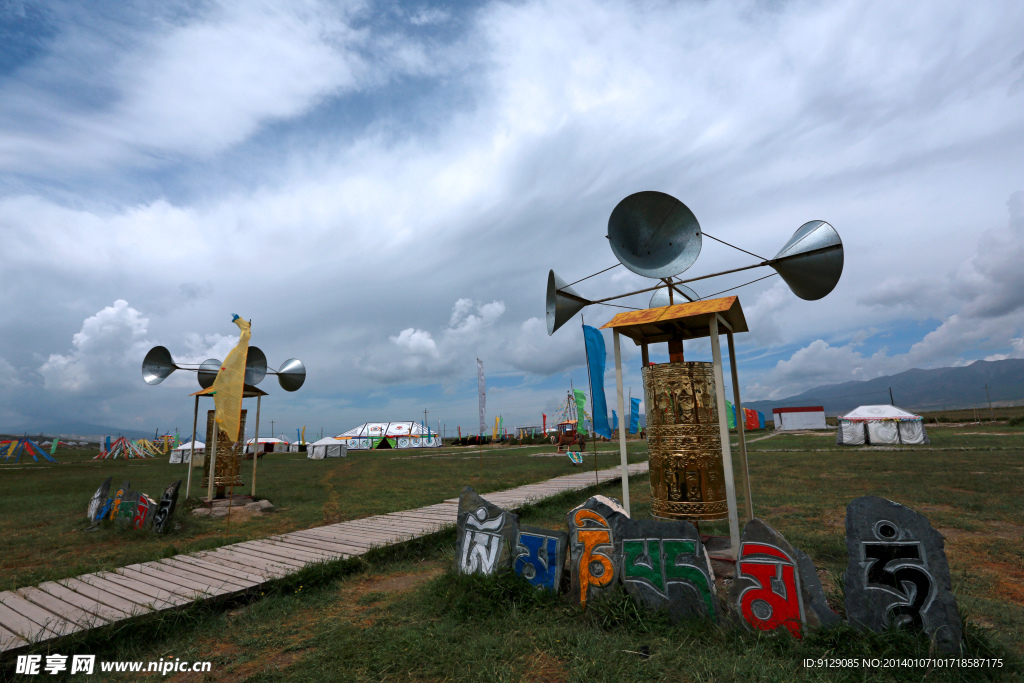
275, 358, 306, 392
607, 191, 702, 279
770, 220, 844, 300
546, 270, 590, 335
246, 346, 268, 386
650, 283, 699, 308
197, 359, 221, 389
142, 346, 177, 385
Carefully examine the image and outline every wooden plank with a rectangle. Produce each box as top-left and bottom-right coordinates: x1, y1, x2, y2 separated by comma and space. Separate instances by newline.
33, 582, 130, 622
318, 525, 402, 544
268, 534, 357, 558
0, 594, 71, 639
0, 623, 29, 652
0, 600, 60, 642
223, 544, 310, 569
206, 547, 299, 575
173, 552, 276, 585
295, 528, 380, 549
258, 539, 346, 562
343, 518, 439, 534
284, 531, 373, 555
109, 568, 205, 604
126, 564, 230, 597
16, 586, 111, 630
60, 578, 152, 617
159, 558, 256, 590
241, 539, 338, 563
77, 574, 176, 610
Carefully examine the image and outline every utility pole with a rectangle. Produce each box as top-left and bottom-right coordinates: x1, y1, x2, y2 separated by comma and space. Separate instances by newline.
888, 387, 894, 406
270, 420, 274, 438
985, 384, 995, 421
424, 409, 429, 435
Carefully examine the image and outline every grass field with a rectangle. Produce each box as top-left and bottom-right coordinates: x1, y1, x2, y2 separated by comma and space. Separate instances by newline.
1, 426, 1022, 682
0, 441, 649, 592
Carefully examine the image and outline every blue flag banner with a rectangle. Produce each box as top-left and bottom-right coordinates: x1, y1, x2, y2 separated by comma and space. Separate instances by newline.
582, 325, 612, 439
629, 397, 641, 434
612, 410, 618, 432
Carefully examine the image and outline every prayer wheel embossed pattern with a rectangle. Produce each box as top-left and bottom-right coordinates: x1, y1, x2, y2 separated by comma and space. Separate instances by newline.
643, 362, 728, 520
202, 409, 245, 490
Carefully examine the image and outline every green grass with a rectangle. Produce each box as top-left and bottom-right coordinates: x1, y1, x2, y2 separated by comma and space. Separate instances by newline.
2, 430, 1022, 681
0, 441, 648, 591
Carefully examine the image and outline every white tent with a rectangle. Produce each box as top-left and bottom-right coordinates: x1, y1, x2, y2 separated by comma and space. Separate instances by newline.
246, 437, 288, 454
170, 440, 205, 463
836, 405, 929, 445
337, 421, 442, 450
772, 406, 827, 430
307, 437, 348, 459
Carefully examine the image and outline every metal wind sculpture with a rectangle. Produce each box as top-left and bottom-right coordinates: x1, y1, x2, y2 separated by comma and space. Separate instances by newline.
141, 330, 305, 501
545, 190, 843, 558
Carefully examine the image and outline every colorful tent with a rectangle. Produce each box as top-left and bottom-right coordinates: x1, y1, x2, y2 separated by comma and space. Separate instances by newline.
757, 411, 766, 429
744, 407, 759, 430
1, 438, 58, 463
836, 405, 929, 445
337, 422, 442, 450
94, 436, 153, 460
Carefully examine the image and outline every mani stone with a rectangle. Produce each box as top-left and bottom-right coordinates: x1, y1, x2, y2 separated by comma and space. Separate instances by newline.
87, 477, 112, 523
153, 480, 182, 534
614, 516, 719, 622
566, 495, 628, 608
844, 496, 962, 653
729, 519, 840, 638
513, 524, 568, 592
109, 481, 131, 520
456, 486, 520, 575
114, 490, 140, 528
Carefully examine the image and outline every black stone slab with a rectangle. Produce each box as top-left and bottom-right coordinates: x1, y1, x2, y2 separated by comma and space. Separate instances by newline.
153, 480, 182, 534
844, 496, 962, 653
614, 516, 718, 622
455, 486, 519, 575
730, 519, 839, 638
87, 477, 112, 523
566, 495, 627, 608
513, 525, 568, 592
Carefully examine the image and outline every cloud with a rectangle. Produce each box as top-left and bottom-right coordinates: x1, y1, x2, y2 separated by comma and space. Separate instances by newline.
38, 300, 150, 393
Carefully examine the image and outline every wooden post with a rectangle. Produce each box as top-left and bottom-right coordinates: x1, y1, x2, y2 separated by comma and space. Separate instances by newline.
251, 395, 262, 498
185, 395, 199, 498
641, 343, 649, 368
613, 329, 631, 516
206, 420, 218, 502
727, 329, 754, 522
709, 315, 740, 559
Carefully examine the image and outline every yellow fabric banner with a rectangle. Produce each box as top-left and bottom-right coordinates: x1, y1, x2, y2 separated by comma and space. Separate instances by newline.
208, 315, 250, 443
492, 415, 499, 440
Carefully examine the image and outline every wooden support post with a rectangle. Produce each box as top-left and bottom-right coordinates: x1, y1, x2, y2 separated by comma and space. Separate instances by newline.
185, 395, 199, 499
709, 315, 740, 559
641, 343, 649, 368
613, 330, 631, 516
206, 421, 218, 502
251, 395, 262, 498
727, 328, 754, 522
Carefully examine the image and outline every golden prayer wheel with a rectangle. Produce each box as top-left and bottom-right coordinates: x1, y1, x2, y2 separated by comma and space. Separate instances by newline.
643, 361, 728, 521
202, 409, 246, 493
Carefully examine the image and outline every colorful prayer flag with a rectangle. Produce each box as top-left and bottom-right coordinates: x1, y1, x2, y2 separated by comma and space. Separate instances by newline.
582, 325, 612, 439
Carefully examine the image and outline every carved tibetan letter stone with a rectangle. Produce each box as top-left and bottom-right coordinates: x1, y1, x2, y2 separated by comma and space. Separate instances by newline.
567, 495, 627, 608
730, 519, 839, 638
153, 480, 182, 534
87, 477, 112, 523
615, 516, 718, 622
844, 496, 962, 653
513, 525, 568, 591
456, 486, 519, 575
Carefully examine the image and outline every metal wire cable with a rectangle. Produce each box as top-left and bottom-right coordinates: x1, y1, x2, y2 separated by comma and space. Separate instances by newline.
563, 263, 621, 288
698, 272, 778, 300
702, 231, 768, 261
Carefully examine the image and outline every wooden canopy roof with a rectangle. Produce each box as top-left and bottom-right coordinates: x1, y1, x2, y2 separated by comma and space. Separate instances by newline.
599, 296, 748, 345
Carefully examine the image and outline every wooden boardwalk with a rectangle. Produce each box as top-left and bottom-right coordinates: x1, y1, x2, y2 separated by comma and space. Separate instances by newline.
0, 461, 648, 653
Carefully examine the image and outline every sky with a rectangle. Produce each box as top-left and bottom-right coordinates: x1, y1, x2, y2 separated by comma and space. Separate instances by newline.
0, 0, 1022, 439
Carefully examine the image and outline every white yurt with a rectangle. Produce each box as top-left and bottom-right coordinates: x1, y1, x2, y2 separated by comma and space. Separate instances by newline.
170, 440, 205, 463
337, 422, 443, 450
307, 437, 348, 459
246, 437, 289, 454
836, 405, 929, 445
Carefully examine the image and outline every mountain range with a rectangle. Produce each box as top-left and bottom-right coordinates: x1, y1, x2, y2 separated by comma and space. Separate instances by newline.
743, 358, 1024, 416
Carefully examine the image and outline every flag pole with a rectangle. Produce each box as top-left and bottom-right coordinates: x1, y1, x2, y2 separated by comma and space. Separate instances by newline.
251, 394, 262, 498
581, 317, 600, 488
186, 395, 198, 499
614, 329, 631, 516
